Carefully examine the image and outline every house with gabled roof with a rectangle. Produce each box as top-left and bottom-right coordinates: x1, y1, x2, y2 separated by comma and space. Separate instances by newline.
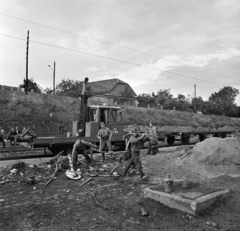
88, 78, 137, 106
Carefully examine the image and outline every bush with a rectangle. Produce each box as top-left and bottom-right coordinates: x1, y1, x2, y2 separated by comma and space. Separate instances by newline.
0, 99, 9, 104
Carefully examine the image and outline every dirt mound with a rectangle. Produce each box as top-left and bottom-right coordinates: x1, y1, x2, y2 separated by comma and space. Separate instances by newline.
176, 137, 240, 177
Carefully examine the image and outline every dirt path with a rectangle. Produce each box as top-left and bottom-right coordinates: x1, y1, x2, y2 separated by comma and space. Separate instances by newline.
1, 148, 240, 231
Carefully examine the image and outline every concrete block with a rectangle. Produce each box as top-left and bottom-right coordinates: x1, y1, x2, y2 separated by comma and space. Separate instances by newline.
144, 188, 230, 216
192, 189, 230, 213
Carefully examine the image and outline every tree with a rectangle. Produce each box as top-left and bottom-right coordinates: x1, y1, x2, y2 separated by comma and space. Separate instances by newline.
177, 94, 186, 101
209, 86, 239, 104
43, 87, 54, 94
209, 86, 239, 116
163, 98, 177, 110
175, 94, 190, 111
55, 79, 83, 97
137, 93, 153, 107
156, 89, 173, 106
191, 96, 204, 112
19, 78, 42, 93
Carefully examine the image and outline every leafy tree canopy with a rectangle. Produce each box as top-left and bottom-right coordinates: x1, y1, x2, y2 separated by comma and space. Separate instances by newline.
55, 79, 83, 97
156, 89, 173, 105
19, 78, 42, 93
209, 86, 239, 116
209, 86, 239, 104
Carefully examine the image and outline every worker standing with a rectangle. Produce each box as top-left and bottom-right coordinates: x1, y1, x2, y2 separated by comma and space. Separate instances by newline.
122, 131, 147, 180
97, 121, 113, 160
146, 122, 157, 155
0, 127, 6, 148
70, 139, 94, 171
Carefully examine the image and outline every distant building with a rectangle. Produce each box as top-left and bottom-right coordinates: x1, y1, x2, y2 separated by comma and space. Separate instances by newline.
0, 85, 20, 91
88, 78, 137, 106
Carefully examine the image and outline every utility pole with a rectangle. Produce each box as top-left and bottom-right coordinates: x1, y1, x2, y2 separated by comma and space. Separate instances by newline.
48, 61, 56, 93
194, 84, 196, 98
26, 30, 29, 94
194, 84, 196, 112
78, 77, 90, 136
53, 61, 56, 93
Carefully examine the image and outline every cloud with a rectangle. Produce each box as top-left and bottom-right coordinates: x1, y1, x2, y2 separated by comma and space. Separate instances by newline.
0, 0, 239, 105
86, 66, 99, 72
100, 48, 240, 88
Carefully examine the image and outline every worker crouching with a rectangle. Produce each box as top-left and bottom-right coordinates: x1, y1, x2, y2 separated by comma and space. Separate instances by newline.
70, 139, 94, 171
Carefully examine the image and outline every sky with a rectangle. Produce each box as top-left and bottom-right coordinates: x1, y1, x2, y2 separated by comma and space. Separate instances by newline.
0, 0, 240, 105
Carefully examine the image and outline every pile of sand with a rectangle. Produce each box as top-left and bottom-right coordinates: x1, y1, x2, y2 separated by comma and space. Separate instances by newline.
176, 137, 240, 177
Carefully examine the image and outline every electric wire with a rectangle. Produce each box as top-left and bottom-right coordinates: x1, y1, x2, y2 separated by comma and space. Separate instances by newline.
0, 33, 225, 87
0, 12, 236, 79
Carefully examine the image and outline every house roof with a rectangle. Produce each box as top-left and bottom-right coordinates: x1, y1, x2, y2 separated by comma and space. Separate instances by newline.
88, 78, 136, 97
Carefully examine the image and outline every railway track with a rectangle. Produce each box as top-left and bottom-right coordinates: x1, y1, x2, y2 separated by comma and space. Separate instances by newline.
0, 141, 198, 162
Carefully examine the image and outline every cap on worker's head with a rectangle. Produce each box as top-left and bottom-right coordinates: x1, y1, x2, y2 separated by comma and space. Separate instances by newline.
133, 126, 139, 133
133, 123, 138, 127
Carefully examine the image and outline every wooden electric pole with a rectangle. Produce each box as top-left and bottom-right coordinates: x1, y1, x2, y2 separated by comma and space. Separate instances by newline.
26, 30, 29, 94
194, 84, 196, 112
53, 61, 56, 93
78, 77, 90, 136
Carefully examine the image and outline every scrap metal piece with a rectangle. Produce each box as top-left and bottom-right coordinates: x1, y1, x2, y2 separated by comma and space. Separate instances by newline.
91, 193, 109, 210
79, 178, 92, 187
109, 164, 120, 175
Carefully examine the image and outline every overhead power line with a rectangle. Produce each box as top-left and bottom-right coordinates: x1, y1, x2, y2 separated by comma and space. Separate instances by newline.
0, 33, 226, 87
0, 12, 235, 79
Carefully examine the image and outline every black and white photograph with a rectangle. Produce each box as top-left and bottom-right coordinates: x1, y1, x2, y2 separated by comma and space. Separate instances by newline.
0, 0, 240, 230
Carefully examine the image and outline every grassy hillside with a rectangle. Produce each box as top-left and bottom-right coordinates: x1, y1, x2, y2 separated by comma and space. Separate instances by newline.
122, 106, 240, 128
0, 90, 80, 133
0, 90, 239, 134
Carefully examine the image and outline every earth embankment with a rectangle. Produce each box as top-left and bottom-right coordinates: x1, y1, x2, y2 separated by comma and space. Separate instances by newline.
0, 89, 240, 133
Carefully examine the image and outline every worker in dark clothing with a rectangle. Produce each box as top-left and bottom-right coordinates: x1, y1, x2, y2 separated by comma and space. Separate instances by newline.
123, 123, 141, 160
15, 127, 21, 135
146, 122, 158, 155
97, 121, 113, 160
122, 132, 147, 180
8, 128, 17, 146
0, 127, 6, 148
70, 139, 94, 171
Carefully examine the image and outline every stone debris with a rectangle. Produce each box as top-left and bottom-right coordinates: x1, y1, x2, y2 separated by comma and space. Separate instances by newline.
140, 207, 148, 216
10, 168, 18, 174
126, 217, 141, 225
206, 220, 218, 228
26, 176, 37, 185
